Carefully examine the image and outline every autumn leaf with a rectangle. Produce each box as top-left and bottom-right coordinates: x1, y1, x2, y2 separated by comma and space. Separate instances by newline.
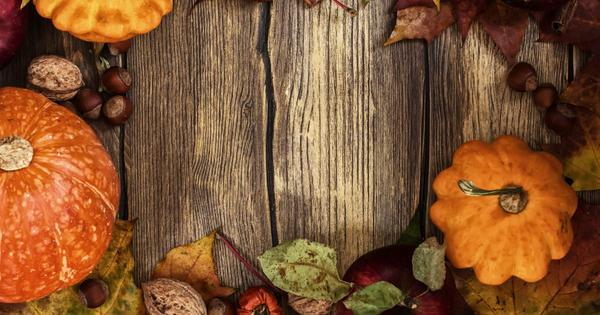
561, 56, 600, 112
0, 220, 144, 315
385, 3, 455, 45
395, 0, 438, 11
478, 1, 528, 64
453, 200, 600, 314
451, 0, 489, 39
152, 230, 235, 301
537, 0, 600, 54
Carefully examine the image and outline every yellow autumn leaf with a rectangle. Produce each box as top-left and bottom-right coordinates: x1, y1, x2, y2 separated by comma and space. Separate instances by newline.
152, 230, 236, 301
0, 220, 144, 315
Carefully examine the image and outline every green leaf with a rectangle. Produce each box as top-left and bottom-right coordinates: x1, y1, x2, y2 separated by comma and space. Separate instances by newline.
397, 210, 423, 246
20, 0, 30, 9
258, 239, 352, 302
412, 237, 446, 291
2, 220, 144, 315
343, 281, 404, 315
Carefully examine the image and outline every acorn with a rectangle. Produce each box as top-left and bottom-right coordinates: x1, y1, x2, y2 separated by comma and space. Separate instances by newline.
78, 278, 109, 309
507, 62, 538, 92
532, 83, 558, 110
102, 66, 132, 94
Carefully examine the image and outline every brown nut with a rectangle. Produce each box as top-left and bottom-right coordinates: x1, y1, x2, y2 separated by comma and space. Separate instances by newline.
103, 96, 133, 125
78, 278, 109, 309
507, 62, 538, 92
207, 298, 234, 315
288, 294, 332, 315
108, 40, 132, 55
532, 83, 558, 110
102, 66, 132, 94
142, 278, 207, 315
74, 88, 104, 120
545, 103, 575, 136
27, 55, 83, 101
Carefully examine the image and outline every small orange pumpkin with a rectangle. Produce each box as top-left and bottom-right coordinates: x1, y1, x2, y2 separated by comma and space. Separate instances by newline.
237, 287, 282, 315
430, 135, 577, 285
33, 0, 173, 42
0, 87, 119, 302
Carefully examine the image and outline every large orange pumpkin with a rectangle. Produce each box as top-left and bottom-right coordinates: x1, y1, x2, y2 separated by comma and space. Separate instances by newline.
430, 136, 577, 285
0, 87, 119, 302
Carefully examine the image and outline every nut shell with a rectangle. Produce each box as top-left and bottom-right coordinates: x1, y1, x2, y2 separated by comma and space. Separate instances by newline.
532, 83, 558, 110
27, 55, 83, 100
507, 62, 537, 92
103, 96, 133, 125
78, 278, 109, 309
288, 294, 331, 315
207, 298, 234, 315
142, 278, 207, 315
102, 66, 132, 94
74, 88, 104, 120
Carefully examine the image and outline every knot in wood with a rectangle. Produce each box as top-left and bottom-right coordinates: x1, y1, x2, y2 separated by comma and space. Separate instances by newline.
0, 136, 34, 172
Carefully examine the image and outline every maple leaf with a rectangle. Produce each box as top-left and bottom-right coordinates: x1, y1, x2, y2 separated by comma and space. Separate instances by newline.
451, 0, 489, 39
385, 3, 455, 45
0, 220, 144, 315
478, 1, 528, 64
152, 230, 236, 301
537, 0, 600, 54
543, 56, 600, 191
453, 200, 600, 314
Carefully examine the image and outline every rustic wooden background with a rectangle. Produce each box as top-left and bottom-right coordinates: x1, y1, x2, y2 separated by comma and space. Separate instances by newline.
0, 0, 592, 293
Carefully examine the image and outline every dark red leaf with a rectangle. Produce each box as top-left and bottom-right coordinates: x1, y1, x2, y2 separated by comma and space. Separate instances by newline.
561, 56, 600, 111
395, 0, 437, 11
451, 0, 490, 39
478, 1, 528, 63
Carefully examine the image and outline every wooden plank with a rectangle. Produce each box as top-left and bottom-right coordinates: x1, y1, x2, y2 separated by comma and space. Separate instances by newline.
0, 11, 121, 181
126, 1, 273, 287
427, 22, 569, 229
269, 2, 427, 271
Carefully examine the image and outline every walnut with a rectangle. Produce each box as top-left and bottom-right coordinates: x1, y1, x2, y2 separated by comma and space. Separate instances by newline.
142, 278, 207, 315
288, 294, 332, 315
27, 55, 83, 101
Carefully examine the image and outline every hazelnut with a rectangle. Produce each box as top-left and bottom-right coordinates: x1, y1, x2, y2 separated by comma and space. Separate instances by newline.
507, 62, 538, 92
288, 294, 332, 315
207, 298, 234, 315
74, 88, 104, 120
545, 103, 575, 136
102, 66, 132, 94
108, 40, 132, 55
27, 55, 83, 101
78, 278, 109, 309
142, 278, 207, 315
532, 83, 558, 110
103, 96, 133, 125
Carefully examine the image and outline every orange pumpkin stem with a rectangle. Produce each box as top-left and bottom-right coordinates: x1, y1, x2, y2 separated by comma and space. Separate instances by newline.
0, 136, 34, 172
458, 179, 528, 214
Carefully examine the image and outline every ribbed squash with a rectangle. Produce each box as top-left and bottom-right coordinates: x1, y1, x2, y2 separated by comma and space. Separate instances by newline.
430, 136, 577, 285
33, 0, 173, 42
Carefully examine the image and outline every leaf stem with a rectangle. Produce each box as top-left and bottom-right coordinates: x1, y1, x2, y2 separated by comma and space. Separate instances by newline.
216, 232, 281, 293
331, 0, 358, 15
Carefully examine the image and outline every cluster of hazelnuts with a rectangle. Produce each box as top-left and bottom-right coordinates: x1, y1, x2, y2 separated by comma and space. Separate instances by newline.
75, 41, 134, 125
507, 61, 573, 136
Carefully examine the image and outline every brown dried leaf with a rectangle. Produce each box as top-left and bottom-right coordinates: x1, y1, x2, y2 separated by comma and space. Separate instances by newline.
561, 56, 600, 112
478, 1, 528, 63
395, 0, 438, 11
152, 231, 235, 301
385, 3, 455, 45
454, 201, 600, 314
451, 0, 489, 39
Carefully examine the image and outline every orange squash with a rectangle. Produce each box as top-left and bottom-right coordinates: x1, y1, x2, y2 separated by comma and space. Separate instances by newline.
33, 0, 173, 42
430, 135, 577, 285
0, 87, 119, 302
237, 287, 282, 315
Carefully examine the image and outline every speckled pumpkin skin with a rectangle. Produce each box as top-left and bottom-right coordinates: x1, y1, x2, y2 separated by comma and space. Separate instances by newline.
33, 0, 173, 43
430, 136, 577, 285
0, 87, 119, 302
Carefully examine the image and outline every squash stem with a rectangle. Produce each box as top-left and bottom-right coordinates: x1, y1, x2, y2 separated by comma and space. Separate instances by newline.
458, 180, 528, 214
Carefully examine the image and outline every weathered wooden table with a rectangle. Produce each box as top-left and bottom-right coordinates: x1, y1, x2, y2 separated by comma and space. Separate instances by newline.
0, 0, 592, 292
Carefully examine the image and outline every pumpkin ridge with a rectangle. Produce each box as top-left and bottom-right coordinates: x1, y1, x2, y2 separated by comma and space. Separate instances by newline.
20, 101, 53, 139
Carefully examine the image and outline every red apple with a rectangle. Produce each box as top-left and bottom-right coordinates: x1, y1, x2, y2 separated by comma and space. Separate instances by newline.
0, 0, 29, 68
335, 245, 472, 315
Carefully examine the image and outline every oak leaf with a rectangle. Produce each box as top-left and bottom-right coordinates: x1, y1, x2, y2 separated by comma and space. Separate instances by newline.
453, 201, 600, 314
385, 3, 455, 45
478, 1, 528, 63
0, 220, 144, 315
152, 230, 235, 301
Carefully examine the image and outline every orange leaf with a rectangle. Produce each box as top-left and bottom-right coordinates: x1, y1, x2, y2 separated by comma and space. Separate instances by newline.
385, 3, 455, 46
152, 230, 236, 301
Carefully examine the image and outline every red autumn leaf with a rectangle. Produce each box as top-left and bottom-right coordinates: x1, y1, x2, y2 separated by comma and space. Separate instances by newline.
561, 56, 600, 111
451, 0, 490, 39
454, 200, 600, 314
537, 0, 600, 54
385, 3, 455, 45
478, 1, 528, 63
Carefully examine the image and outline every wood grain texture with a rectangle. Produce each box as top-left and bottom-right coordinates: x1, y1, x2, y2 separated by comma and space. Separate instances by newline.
126, 1, 273, 287
0, 9, 121, 184
426, 21, 569, 231
269, 1, 426, 271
